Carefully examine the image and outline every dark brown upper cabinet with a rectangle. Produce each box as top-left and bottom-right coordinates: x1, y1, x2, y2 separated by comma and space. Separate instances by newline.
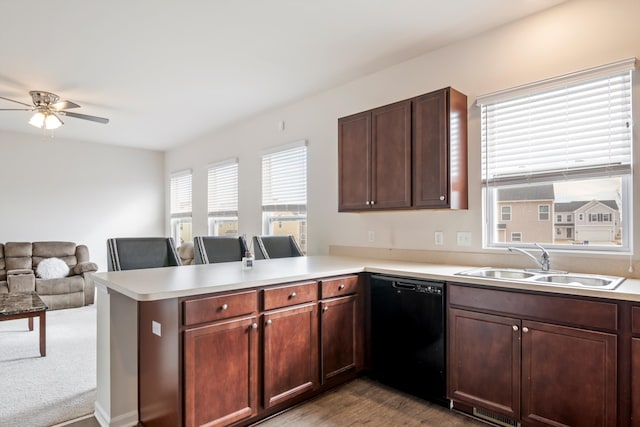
338, 87, 467, 212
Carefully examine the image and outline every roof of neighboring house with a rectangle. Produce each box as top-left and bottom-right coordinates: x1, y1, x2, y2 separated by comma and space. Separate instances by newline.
497, 185, 554, 201
555, 200, 619, 212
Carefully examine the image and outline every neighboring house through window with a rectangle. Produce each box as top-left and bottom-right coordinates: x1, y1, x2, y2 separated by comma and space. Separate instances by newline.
261, 141, 307, 253
479, 58, 633, 251
170, 170, 192, 246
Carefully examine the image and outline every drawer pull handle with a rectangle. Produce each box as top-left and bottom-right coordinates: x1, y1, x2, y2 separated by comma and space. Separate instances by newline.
221, 304, 228, 311
522, 327, 529, 333
251, 323, 258, 329
338, 284, 345, 290
323, 306, 329, 312
512, 325, 519, 331
266, 319, 272, 326
290, 292, 297, 298
440, 195, 445, 201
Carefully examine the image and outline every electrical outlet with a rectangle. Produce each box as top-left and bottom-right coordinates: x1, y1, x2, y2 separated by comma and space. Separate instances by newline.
457, 231, 472, 247
368, 231, 375, 242
152, 321, 162, 337
434, 231, 444, 246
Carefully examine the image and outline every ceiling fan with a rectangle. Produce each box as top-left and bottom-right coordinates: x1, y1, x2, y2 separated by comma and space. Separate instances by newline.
0, 90, 109, 130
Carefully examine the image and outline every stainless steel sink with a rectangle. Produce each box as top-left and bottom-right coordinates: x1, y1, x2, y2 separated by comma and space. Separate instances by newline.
457, 267, 537, 280
532, 274, 624, 289
455, 267, 625, 290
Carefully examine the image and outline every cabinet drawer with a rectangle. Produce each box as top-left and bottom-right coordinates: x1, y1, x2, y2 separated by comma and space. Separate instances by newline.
632, 306, 640, 335
183, 290, 258, 326
263, 281, 317, 311
320, 275, 359, 298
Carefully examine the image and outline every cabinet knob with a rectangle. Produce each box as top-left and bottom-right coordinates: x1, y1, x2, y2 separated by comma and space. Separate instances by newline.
512, 325, 519, 331
221, 303, 228, 311
266, 319, 272, 326
365, 201, 370, 205
338, 284, 345, 290
371, 200, 375, 205
323, 306, 329, 312
439, 196, 445, 201
290, 292, 297, 298
522, 327, 529, 333
251, 323, 258, 329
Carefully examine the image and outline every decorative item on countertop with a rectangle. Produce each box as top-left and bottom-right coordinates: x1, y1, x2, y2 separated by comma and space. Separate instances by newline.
242, 236, 254, 270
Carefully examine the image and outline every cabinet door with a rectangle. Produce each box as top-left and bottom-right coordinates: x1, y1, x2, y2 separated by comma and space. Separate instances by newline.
633, 338, 640, 427
521, 320, 617, 427
371, 100, 412, 209
320, 295, 357, 382
263, 303, 318, 408
338, 111, 371, 211
448, 308, 521, 419
412, 89, 449, 208
183, 316, 258, 427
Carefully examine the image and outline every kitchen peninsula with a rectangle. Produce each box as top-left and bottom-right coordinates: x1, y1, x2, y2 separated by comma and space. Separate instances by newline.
93, 255, 640, 427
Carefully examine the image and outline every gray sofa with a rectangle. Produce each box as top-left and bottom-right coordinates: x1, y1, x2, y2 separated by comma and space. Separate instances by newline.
0, 241, 98, 310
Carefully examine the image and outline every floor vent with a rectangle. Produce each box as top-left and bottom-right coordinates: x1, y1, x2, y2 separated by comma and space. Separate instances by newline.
472, 407, 520, 427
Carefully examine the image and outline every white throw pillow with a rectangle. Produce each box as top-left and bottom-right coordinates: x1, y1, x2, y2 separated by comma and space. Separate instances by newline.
36, 257, 70, 279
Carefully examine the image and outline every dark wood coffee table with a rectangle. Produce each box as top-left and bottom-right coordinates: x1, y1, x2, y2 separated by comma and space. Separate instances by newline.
0, 292, 48, 356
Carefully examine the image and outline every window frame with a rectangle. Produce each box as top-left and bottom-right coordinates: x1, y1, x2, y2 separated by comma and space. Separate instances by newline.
479, 59, 634, 253
207, 159, 239, 237
169, 169, 193, 246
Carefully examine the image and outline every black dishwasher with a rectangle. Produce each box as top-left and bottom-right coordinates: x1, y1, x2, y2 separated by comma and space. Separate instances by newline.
369, 274, 448, 407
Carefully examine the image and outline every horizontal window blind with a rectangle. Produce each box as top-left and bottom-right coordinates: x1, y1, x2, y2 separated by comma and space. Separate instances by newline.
208, 160, 238, 216
262, 143, 307, 212
170, 170, 192, 216
481, 70, 632, 185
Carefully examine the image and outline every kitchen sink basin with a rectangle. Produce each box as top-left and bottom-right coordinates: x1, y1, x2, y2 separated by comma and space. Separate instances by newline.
455, 267, 625, 290
457, 267, 537, 280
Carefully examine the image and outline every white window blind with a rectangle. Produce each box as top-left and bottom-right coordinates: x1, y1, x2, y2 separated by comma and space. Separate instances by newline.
170, 170, 192, 217
208, 160, 238, 216
480, 67, 633, 185
262, 143, 307, 212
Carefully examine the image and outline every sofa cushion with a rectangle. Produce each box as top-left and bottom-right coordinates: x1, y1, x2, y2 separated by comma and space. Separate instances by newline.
4, 242, 33, 271
36, 275, 84, 295
32, 241, 78, 269
0, 281, 7, 294
0, 243, 5, 282
36, 257, 70, 279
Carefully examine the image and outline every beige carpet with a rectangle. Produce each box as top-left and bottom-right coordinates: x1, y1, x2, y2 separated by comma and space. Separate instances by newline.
256, 377, 486, 427
0, 305, 96, 427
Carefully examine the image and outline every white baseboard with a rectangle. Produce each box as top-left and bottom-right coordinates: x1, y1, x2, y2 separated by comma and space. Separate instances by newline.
94, 402, 138, 427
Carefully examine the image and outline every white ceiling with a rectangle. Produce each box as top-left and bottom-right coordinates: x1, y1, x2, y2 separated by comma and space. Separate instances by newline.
0, 0, 566, 151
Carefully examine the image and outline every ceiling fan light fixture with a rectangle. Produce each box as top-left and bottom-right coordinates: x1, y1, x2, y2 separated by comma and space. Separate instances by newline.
29, 110, 63, 130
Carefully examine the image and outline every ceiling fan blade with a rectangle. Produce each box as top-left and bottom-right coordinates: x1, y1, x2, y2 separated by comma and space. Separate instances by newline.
60, 110, 109, 124
51, 100, 81, 111
0, 95, 33, 108
0, 108, 34, 111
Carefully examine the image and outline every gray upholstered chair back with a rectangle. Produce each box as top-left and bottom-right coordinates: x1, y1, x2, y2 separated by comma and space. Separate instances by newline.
193, 236, 249, 264
252, 235, 304, 260
107, 237, 181, 271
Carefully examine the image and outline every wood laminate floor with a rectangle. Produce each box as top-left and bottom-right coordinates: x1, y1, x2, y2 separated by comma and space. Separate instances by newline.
59, 377, 487, 427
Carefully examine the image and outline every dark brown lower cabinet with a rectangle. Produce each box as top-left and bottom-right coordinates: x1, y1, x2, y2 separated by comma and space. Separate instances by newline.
320, 295, 358, 382
263, 302, 318, 408
183, 316, 259, 427
520, 321, 617, 427
448, 283, 618, 427
633, 338, 640, 426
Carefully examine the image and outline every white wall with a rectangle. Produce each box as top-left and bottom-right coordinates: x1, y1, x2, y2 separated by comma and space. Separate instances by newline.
166, 0, 640, 270
0, 130, 165, 270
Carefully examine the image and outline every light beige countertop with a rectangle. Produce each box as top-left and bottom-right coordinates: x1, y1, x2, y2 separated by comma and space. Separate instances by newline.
92, 255, 640, 302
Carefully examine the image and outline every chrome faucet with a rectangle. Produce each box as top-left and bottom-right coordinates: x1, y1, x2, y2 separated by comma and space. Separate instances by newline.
508, 243, 550, 272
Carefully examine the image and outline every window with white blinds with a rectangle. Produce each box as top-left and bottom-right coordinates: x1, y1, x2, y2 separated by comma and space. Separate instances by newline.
261, 142, 307, 252
208, 160, 239, 236
478, 59, 634, 251
170, 170, 193, 245
262, 143, 307, 211
481, 70, 632, 184
170, 170, 192, 217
